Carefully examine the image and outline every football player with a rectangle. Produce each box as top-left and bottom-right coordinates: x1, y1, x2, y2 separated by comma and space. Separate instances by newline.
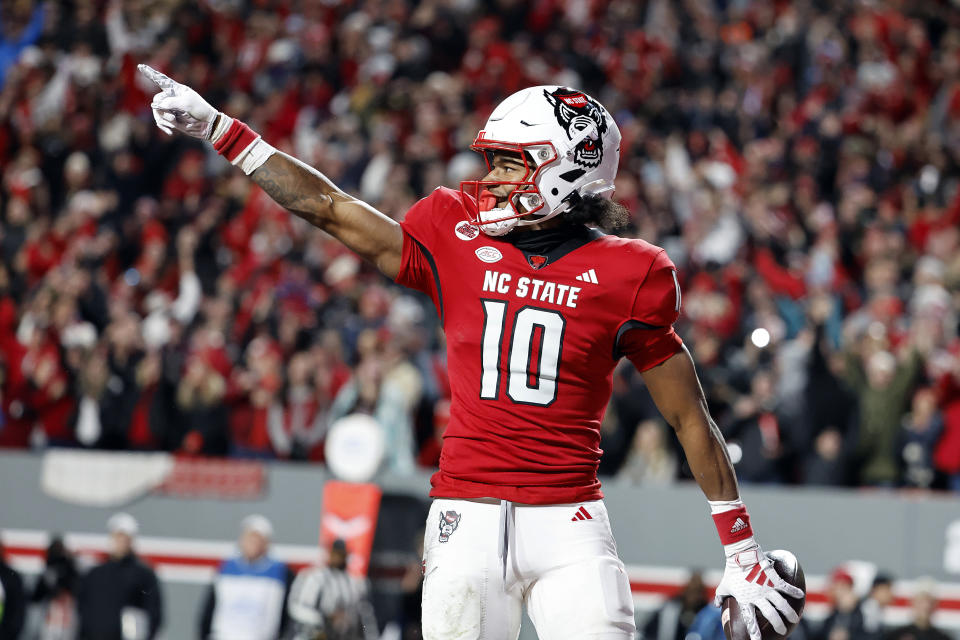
140, 65, 802, 640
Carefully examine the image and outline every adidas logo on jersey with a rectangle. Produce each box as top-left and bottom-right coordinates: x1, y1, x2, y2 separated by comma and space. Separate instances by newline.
730, 517, 748, 534
571, 506, 593, 521
575, 269, 599, 284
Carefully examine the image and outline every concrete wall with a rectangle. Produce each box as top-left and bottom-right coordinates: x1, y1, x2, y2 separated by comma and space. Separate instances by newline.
600, 478, 960, 580
1, 451, 959, 640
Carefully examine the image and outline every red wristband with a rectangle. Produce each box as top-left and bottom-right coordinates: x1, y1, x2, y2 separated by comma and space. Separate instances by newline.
213, 119, 259, 163
712, 506, 754, 545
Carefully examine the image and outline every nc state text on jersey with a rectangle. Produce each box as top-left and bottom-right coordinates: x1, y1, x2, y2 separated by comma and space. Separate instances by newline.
482, 270, 581, 308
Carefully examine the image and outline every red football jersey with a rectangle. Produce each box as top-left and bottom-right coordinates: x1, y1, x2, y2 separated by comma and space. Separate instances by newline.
395, 188, 683, 504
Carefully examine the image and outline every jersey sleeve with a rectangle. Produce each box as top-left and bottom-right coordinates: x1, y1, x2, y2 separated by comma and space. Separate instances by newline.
615, 249, 683, 372
394, 187, 463, 320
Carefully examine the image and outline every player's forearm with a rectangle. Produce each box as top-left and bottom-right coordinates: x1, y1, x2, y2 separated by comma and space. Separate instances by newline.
641, 347, 739, 500
250, 151, 341, 228
673, 412, 740, 501
207, 109, 360, 229
251, 152, 403, 276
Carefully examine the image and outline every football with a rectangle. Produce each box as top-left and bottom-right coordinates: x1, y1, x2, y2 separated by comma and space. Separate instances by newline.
721, 550, 806, 640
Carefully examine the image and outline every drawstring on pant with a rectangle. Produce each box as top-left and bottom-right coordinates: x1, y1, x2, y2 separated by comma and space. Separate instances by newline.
497, 499, 513, 582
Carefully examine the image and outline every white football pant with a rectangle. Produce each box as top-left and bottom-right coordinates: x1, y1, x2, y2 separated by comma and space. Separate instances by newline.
421, 498, 635, 639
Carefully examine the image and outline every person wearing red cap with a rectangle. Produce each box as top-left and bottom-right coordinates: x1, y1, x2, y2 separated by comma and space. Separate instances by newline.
817, 568, 863, 640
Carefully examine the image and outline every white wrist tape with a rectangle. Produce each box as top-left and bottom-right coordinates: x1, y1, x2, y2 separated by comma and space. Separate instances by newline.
210, 113, 234, 144
729, 544, 762, 567
231, 137, 277, 176
708, 498, 745, 515
724, 536, 759, 558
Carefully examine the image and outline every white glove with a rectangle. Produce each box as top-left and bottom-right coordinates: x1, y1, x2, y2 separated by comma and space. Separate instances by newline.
138, 64, 218, 139
714, 540, 804, 640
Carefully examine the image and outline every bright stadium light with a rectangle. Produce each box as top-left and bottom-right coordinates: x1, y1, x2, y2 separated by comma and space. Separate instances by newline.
727, 442, 743, 464
750, 327, 770, 348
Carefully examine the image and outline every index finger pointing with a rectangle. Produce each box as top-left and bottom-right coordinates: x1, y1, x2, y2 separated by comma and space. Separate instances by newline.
138, 64, 178, 90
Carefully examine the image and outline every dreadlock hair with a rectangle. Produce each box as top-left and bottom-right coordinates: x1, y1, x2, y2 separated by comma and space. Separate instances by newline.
562, 193, 630, 231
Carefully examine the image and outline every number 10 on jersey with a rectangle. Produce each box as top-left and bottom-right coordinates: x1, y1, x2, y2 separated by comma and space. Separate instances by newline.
479, 300, 567, 407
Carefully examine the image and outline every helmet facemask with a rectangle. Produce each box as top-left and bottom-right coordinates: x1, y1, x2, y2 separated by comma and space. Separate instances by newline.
460, 140, 561, 236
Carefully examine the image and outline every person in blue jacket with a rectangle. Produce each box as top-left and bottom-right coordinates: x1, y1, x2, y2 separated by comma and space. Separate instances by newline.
199, 514, 294, 640
0, 3, 46, 88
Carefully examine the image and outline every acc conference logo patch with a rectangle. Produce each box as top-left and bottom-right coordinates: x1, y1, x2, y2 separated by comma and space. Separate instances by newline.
475, 246, 502, 263
454, 220, 479, 241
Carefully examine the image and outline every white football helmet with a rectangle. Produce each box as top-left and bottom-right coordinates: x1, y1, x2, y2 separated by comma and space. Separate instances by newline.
460, 86, 621, 236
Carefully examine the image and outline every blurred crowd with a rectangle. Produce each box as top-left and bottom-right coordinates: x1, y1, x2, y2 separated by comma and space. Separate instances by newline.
0, 513, 375, 640
1, 0, 960, 489
639, 568, 955, 640
3, 522, 958, 640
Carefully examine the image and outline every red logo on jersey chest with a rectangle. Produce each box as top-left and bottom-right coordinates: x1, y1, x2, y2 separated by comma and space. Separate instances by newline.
528, 255, 548, 269
454, 220, 479, 241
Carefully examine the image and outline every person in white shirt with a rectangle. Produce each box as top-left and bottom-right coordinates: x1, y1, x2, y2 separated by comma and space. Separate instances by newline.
199, 515, 293, 640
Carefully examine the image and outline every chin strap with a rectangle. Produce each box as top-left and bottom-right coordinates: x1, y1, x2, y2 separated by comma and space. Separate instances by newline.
579, 179, 615, 199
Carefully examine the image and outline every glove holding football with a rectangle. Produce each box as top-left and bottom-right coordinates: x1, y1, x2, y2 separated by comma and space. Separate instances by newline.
139, 64, 218, 139
714, 539, 804, 640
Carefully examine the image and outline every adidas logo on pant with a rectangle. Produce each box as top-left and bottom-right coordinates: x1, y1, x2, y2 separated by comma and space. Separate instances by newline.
571, 506, 592, 521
